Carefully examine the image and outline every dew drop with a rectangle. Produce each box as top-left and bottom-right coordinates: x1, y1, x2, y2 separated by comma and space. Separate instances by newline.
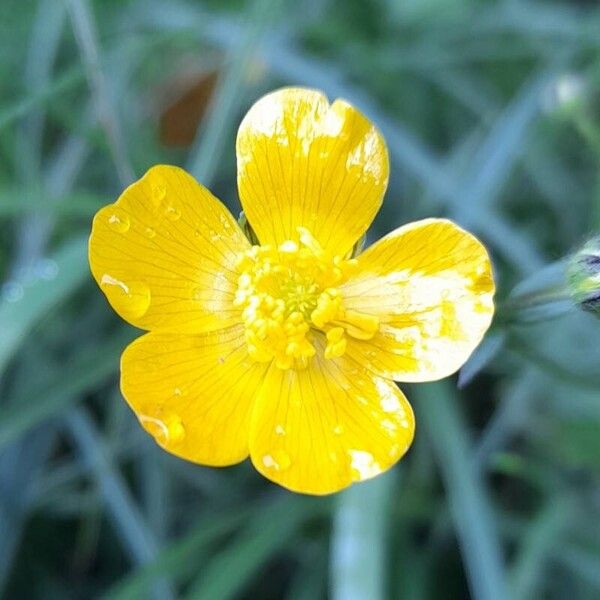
1, 281, 24, 302
165, 204, 181, 221
139, 415, 168, 445
332, 424, 344, 436
100, 275, 151, 319
144, 227, 156, 239
167, 415, 186, 443
274, 424, 286, 436
107, 208, 130, 233
139, 413, 185, 445
173, 387, 183, 397
152, 183, 166, 207
262, 450, 291, 471
34, 258, 59, 280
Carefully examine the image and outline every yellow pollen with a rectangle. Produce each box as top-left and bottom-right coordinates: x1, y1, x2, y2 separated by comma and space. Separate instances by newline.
234, 228, 379, 369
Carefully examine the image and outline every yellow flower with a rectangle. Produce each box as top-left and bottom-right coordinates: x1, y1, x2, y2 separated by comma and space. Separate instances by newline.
89, 87, 495, 495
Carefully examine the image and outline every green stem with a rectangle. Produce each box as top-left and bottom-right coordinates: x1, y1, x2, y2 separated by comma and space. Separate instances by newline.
330, 472, 395, 600
414, 381, 508, 600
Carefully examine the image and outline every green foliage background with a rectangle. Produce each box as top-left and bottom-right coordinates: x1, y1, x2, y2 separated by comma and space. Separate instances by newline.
1, 0, 600, 598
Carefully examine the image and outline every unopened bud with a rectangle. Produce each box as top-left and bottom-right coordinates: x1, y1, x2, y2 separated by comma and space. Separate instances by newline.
567, 236, 600, 315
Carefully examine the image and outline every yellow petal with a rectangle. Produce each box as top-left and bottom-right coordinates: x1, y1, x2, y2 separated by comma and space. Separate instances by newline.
249, 339, 414, 495
340, 219, 495, 382
236, 87, 389, 256
89, 165, 249, 332
120, 325, 268, 466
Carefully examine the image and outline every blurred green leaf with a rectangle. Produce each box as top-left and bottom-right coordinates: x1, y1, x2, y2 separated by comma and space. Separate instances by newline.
186, 495, 327, 600
106, 509, 251, 600
0, 235, 89, 376
0, 65, 84, 132
0, 330, 131, 452
0, 187, 104, 218
510, 496, 573, 600
414, 381, 508, 600
458, 331, 506, 388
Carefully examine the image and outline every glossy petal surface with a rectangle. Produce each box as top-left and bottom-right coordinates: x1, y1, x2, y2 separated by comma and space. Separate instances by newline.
121, 325, 268, 465
89, 165, 249, 332
340, 219, 495, 382
249, 338, 414, 495
236, 87, 389, 256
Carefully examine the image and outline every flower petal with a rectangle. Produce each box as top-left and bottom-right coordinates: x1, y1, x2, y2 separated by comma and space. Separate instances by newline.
236, 87, 389, 255
89, 165, 249, 332
249, 340, 414, 495
120, 325, 268, 466
340, 219, 495, 382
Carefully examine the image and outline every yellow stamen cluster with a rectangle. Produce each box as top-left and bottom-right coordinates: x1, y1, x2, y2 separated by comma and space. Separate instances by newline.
234, 228, 380, 369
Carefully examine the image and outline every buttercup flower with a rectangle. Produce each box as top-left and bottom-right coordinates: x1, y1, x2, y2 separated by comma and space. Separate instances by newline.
89, 87, 495, 494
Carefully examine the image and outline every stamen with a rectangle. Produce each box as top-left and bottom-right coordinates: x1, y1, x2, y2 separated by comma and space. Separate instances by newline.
235, 228, 379, 369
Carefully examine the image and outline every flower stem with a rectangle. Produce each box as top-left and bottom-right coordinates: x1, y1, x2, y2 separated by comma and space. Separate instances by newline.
330, 472, 395, 600
414, 381, 508, 600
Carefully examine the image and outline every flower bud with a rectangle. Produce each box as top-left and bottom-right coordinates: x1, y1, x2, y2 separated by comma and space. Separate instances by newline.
567, 236, 600, 315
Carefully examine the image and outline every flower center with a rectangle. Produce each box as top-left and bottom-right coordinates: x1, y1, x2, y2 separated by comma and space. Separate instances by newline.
234, 227, 380, 369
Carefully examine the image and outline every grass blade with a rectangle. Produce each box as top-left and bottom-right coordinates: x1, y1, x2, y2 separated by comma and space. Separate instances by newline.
186, 0, 283, 185
186, 495, 327, 600
66, 0, 135, 185
414, 381, 508, 600
0, 331, 132, 452
0, 235, 89, 376
66, 407, 175, 599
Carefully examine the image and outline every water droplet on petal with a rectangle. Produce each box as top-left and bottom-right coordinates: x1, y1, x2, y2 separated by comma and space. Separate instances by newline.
262, 450, 291, 471
165, 203, 181, 221
139, 413, 185, 445
274, 424, 286, 436
333, 424, 344, 435
139, 415, 169, 445
107, 208, 130, 233
100, 275, 151, 319
144, 227, 156, 238
173, 387, 183, 397
152, 184, 166, 207
167, 415, 186, 443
